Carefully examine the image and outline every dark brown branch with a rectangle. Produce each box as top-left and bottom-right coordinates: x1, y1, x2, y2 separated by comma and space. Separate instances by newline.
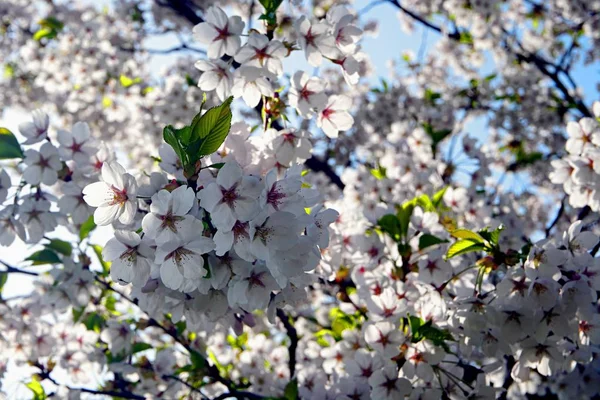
386, 0, 460, 40
276, 309, 298, 379
154, 0, 204, 25
545, 196, 566, 238
0, 260, 39, 276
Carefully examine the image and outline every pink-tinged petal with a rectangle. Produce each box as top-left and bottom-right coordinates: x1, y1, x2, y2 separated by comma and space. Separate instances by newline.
233, 198, 259, 222
114, 230, 141, 247
208, 6, 228, 28
198, 71, 220, 91
320, 118, 338, 138
41, 168, 58, 186
72, 122, 91, 141
192, 22, 218, 44
150, 189, 172, 215
171, 186, 195, 215
330, 110, 354, 131
119, 200, 137, 225
208, 40, 227, 59
83, 182, 112, 207
101, 162, 125, 188
242, 83, 262, 108
198, 183, 224, 212
211, 203, 236, 231
160, 259, 184, 290
57, 129, 73, 147
23, 165, 42, 186
102, 237, 128, 261
94, 205, 120, 226
214, 229, 234, 256
216, 162, 243, 189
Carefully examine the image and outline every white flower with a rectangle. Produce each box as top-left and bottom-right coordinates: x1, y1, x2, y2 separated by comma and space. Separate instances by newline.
327, 6, 362, 54
82, 162, 138, 226
564, 220, 598, 252
58, 181, 92, 224
57, 122, 97, 164
194, 59, 233, 102
22, 142, 62, 186
288, 71, 328, 118
141, 185, 196, 245
155, 223, 215, 292
259, 168, 303, 214
192, 6, 244, 59
368, 362, 412, 400
0, 169, 11, 204
20, 199, 57, 243
198, 161, 261, 231
100, 321, 133, 354
519, 336, 562, 376
0, 206, 26, 246
231, 66, 274, 108
18, 109, 49, 145
364, 321, 405, 358
234, 32, 287, 76
295, 16, 337, 67
249, 211, 301, 260
402, 340, 444, 381
317, 95, 354, 138
227, 263, 278, 310
566, 118, 596, 155
306, 205, 339, 248
102, 230, 153, 287
265, 128, 312, 166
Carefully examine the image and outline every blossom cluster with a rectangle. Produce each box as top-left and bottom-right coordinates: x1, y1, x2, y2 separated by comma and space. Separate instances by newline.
2, 0, 600, 399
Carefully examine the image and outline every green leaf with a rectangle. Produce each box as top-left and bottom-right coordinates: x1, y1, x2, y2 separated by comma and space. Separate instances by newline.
446, 240, 486, 259
459, 31, 473, 45
83, 312, 105, 333
0, 272, 8, 300
377, 214, 401, 242
396, 202, 415, 239
415, 194, 435, 212
370, 166, 387, 180
206, 162, 225, 170
119, 74, 141, 88
490, 225, 504, 246
72, 306, 86, 323
418, 234, 449, 250
283, 379, 299, 400
33, 27, 57, 41
46, 239, 72, 256
26, 249, 61, 265
450, 229, 485, 243
163, 125, 189, 166
92, 244, 111, 277
79, 215, 96, 241
424, 88, 441, 104
26, 379, 46, 400
191, 96, 234, 157
0, 127, 24, 159
331, 316, 354, 336
190, 349, 206, 370
432, 187, 447, 209
131, 342, 153, 354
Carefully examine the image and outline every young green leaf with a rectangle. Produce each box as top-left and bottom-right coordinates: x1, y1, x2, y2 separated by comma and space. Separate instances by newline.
46, 239, 72, 256
26, 249, 61, 265
0, 127, 24, 159
377, 214, 402, 242
450, 229, 485, 243
79, 215, 97, 241
192, 96, 234, 156
446, 240, 486, 259
418, 234, 449, 250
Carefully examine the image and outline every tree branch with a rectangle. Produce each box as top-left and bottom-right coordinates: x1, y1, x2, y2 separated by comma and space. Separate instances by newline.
276, 309, 298, 379
0, 260, 39, 276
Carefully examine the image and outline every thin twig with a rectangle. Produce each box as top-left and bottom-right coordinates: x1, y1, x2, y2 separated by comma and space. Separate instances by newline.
276, 309, 298, 379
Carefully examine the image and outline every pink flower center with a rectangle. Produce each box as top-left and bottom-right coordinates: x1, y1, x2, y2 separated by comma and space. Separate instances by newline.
110, 185, 128, 205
